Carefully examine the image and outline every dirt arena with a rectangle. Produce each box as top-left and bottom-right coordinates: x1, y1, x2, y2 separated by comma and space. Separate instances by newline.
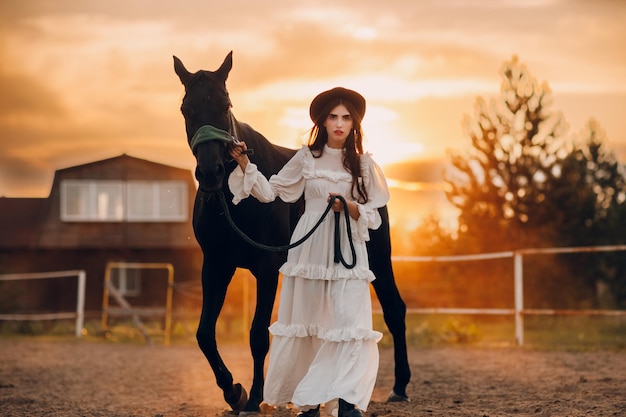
1, 337, 625, 417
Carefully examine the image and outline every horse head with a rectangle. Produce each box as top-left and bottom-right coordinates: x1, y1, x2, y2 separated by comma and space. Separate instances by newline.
174, 52, 235, 193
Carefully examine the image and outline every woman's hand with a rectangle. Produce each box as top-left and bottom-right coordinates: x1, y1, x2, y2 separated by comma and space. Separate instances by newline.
328, 193, 360, 220
229, 140, 249, 171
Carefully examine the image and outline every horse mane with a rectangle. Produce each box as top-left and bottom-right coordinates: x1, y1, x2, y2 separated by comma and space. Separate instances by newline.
230, 119, 305, 221
233, 120, 299, 177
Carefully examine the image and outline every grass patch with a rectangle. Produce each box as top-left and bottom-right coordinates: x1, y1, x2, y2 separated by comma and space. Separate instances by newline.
374, 313, 626, 350
2, 312, 625, 351
522, 314, 626, 351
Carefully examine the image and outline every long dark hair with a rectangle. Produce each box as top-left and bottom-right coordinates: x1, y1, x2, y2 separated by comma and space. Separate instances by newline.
307, 99, 368, 204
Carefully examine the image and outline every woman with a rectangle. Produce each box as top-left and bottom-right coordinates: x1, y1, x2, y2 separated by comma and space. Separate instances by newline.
228, 87, 389, 417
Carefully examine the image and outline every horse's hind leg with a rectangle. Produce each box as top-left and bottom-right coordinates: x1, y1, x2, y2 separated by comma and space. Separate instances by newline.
242, 264, 280, 413
196, 260, 248, 412
369, 206, 411, 401
370, 273, 411, 401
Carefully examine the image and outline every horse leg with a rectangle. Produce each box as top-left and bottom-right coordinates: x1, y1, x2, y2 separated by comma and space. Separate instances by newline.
241, 264, 280, 414
368, 206, 411, 401
196, 259, 248, 412
370, 273, 411, 401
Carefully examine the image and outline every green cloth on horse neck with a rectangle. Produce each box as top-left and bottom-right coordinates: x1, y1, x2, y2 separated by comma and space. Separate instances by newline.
189, 125, 233, 152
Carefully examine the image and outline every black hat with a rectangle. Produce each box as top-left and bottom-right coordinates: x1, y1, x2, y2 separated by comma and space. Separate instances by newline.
309, 87, 366, 123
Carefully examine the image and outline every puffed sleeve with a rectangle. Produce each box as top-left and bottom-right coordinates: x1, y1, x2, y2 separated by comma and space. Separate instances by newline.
227, 146, 308, 205
353, 153, 390, 241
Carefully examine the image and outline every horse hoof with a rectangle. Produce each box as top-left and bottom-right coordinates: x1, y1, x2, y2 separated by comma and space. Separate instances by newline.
387, 390, 410, 403
225, 383, 249, 413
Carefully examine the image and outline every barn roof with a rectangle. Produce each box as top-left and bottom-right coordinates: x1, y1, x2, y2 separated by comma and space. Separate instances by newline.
54, 153, 192, 180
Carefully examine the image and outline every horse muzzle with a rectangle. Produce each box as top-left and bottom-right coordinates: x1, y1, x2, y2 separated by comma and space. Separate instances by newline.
195, 163, 226, 193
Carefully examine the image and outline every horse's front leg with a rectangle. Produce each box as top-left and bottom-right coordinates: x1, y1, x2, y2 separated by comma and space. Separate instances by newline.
240, 263, 280, 414
196, 257, 248, 412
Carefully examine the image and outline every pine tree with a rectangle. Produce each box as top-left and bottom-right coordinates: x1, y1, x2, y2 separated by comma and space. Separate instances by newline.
444, 56, 569, 250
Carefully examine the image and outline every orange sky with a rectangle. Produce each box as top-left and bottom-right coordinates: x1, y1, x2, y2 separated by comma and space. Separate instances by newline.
1, 0, 625, 230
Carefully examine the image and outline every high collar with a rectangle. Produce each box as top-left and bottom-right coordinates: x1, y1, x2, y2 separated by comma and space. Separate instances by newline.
324, 144, 343, 154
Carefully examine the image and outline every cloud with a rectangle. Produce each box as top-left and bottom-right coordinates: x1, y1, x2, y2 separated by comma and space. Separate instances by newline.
0, 0, 624, 201
0, 71, 66, 125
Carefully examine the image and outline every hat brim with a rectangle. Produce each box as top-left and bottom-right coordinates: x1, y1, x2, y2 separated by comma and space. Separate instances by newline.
309, 87, 366, 123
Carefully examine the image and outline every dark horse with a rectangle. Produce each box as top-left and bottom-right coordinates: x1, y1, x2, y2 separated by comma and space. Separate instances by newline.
174, 51, 410, 414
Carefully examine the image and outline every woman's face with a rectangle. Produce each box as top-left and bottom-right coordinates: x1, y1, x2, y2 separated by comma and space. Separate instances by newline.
324, 103, 353, 148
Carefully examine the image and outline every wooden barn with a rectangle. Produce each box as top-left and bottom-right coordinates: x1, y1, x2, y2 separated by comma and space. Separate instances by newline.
0, 154, 204, 323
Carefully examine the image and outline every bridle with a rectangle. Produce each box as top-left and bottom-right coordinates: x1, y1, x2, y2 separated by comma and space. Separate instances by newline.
189, 111, 253, 156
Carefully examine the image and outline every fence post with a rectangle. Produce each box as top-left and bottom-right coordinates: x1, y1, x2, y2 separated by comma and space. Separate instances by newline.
514, 252, 524, 346
76, 270, 86, 337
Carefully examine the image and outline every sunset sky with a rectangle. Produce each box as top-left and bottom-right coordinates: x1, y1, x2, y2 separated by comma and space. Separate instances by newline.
1, 0, 625, 229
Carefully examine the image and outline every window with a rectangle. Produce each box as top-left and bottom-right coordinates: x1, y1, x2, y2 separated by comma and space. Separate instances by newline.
61, 181, 124, 221
110, 267, 141, 296
127, 181, 187, 221
60, 180, 188, 222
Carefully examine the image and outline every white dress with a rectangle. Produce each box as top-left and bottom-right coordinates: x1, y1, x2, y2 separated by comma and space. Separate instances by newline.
228, 144, 390, 412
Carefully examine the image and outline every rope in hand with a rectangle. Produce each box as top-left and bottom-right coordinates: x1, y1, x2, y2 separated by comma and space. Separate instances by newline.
217, 191, 357, 269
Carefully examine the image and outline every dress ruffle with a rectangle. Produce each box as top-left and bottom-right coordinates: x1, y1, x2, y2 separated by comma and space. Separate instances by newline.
241, 162, 261, 199
279, 262, 375, 282
355, 203, 372, 242
269, 322, 383, 342
304, 167, 352, 183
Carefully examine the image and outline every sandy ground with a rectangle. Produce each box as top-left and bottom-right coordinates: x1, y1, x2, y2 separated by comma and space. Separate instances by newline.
1, 337, 625, 417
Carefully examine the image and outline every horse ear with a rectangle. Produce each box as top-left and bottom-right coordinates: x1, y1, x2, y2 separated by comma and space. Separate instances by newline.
216, 51, 233, 82
173, 55, 193, 86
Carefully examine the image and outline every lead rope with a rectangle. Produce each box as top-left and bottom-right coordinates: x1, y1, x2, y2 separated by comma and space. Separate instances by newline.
333, 210, 357, 268
217, 191, 357, 269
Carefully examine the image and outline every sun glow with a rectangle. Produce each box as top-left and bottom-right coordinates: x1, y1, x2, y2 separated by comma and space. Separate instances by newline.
362, 105, 424, 166
275, 101, 425, 166
366, 139, 425, 167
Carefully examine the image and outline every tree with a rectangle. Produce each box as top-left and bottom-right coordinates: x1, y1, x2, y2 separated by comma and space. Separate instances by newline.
543, 119, 626, 246
443, 56, 626, 307
444, 56, 570, 251
403, 214, 456, 256
561, 120, 626, 308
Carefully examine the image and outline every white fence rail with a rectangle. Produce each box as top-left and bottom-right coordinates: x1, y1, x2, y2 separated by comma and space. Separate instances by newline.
391, 244, 626, 346
0, 270, 86, 337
